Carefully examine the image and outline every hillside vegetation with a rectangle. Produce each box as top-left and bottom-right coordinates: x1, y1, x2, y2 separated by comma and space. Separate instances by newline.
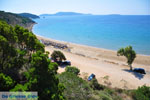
0, 20, 65, 100
0, 11, 35, 31
59, 66, 150, 100
19, 13, 40, 19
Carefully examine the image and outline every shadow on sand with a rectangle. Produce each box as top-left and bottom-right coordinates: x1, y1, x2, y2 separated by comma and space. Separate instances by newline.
59, 64, 69, 68
122, 69, 145, 80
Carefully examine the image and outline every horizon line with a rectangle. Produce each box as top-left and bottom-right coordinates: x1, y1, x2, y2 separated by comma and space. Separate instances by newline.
1, 10, 150, 16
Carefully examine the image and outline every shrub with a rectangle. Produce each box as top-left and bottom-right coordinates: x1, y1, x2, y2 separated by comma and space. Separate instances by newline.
132, 85, 150, 100
99, 91, 112, 100
104, 88, 114, 95
0, 73, 15, 90
65, 66, 80, 75
58, 72, 93, 100
89, 78, 105, 90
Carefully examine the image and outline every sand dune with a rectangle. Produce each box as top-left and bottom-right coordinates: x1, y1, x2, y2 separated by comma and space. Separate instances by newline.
37, 35, 150, 89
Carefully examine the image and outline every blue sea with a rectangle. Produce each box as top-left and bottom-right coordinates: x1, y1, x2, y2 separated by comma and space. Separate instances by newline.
33, 15, 150, 55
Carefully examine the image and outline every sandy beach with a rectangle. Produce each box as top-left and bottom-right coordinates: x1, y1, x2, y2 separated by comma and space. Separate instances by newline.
37, 35, 150, 89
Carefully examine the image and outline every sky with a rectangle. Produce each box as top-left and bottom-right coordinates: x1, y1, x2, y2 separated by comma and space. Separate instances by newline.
0, 0, 150, 15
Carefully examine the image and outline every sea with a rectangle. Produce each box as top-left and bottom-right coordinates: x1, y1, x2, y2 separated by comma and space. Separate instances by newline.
33, 15, 150, 55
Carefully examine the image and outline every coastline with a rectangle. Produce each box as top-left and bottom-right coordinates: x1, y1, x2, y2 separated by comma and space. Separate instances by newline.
36, 35, 150, 66
35, 35, 150, 57
29, 19, 150, 89
36, 35, 150, 89
27, 23, 36, 32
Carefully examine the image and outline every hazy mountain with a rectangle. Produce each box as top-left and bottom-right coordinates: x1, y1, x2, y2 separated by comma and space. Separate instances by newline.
40, 12, 92, 16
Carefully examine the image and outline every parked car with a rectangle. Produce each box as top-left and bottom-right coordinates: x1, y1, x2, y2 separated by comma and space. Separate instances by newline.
60, 61, 71, 66
88, 74, 95, 81
133, 68, 146, 74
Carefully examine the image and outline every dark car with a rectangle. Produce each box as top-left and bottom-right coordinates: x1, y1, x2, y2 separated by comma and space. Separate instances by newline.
133, 68, 146, 74
60, 61, 71, 66
88, 74, 95, 81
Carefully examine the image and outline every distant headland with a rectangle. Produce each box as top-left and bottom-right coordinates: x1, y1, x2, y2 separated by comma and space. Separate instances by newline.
18, 13, 40, 19
40, 12, 92, 16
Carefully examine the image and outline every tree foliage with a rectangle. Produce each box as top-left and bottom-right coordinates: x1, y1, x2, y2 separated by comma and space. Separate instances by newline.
117, 46, 136, 70
51, 50, 66, 63
0, 73, 15, 91
0, 20, 64, 100
22, 51, 64, 100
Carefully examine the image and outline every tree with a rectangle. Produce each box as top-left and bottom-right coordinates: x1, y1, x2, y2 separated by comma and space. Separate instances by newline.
117, 46, 136, 70
0, 21, 65, 100
51, 51, 66, 64
65, 66, 80, 75
25, 51, 65, 100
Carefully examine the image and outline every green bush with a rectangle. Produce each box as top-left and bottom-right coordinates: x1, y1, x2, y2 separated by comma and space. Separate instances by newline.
10, 84, 28, 91
89, 78, 105, 90
132, 85, 150, 100
104, 88, 114, 95
0, 73, 15, 90
99, 91, 112, 100
59, 72, 93, 100
65, 66, 80, 75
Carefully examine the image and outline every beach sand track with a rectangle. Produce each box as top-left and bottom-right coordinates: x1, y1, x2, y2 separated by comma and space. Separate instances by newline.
37, 35, 150, 89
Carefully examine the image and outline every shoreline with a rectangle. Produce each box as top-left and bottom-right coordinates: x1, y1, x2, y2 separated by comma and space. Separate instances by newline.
36, 35, 150, 89
36, 34, 150, 66
30, 21, 150, 89
36, 34, 150, 57
28, 23, 36, 32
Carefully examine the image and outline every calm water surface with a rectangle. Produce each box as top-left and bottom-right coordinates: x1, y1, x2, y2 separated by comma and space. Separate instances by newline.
33, 15, 150, 55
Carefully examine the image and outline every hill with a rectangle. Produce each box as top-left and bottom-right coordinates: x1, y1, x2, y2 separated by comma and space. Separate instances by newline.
18, 13, 40, 19
0, 11, 35, 31
40, 12, 92, 16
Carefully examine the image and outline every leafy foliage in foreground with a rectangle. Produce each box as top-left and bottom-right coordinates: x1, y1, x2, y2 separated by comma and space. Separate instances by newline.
59, 72, 93, 100
0, 21, 64, 100
0, 73, 15, 91
132, 85, 150, 100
